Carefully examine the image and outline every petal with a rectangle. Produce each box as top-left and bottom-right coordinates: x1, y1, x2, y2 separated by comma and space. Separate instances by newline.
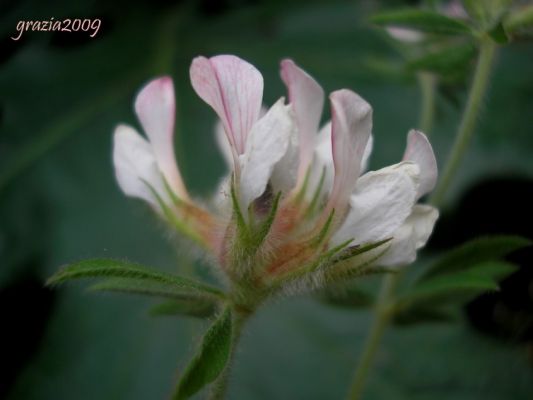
332, 161, 420, 246
113, 124, 166, 208
190, 55, 263, 156
403, 130, 438, 199
215, 120, 234, 168
307, 122, 334, 200
361, 134, 374, 174
377, 205, 439, 267
270, 121, 299, 194
134, 77, 189, 200
239, 98, 294, 210
328, 89, 373, 214
280, 59, 324, 180
307, 124, 373, 202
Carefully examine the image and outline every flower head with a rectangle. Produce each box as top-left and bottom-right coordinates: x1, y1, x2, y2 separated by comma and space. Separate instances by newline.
113, 55, 438, 307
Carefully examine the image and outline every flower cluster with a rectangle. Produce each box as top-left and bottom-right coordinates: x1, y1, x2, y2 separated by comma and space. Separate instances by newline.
113, 55, 438, 308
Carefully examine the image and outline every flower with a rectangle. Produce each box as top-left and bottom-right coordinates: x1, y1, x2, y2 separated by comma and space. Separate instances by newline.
113, 55, 438, 306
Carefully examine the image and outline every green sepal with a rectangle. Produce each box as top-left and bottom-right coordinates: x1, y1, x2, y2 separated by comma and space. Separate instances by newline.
149, 298, 217, 319
230, 176, 250, 243
252, 191, 281, 248
47, 258, 225, 298
335, 238, 393, 263
304, 166, 326, 219
172, 306, 233, 399
310, 209, 335, 247
370, 8, 472, 36
420, 235, 530, 281
142, 179, 204, 246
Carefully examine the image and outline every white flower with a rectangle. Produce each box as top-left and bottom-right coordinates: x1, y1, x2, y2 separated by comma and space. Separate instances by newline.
112, 54, 439, 295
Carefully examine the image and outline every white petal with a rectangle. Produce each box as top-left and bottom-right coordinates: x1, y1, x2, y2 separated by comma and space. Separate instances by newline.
134, 77, 188, 200
270, 120, 299, 194
332, 161, 420, 246
190, 55, 263, 156
215, 120, 234, 168
403, 130, 438, 199
280, 59, 324, 180
377, 205, 439, 267
361, 134, 374, 174
306, 122, 334, 201
239, 98, 294, 210
113, 124, 166, 208
328, 89, 373, 213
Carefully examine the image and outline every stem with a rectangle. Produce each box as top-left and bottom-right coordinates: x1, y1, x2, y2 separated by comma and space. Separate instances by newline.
347, 273, 399, 400
346, 37, 498, 400
208, 310, 248, 400
429, 38, 497, 208
417, 72, 436, 134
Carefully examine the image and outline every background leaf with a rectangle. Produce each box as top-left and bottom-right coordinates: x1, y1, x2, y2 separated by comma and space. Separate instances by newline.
149, 299, 217, 319
420, 236, 530, 280
370, 9, 472, 35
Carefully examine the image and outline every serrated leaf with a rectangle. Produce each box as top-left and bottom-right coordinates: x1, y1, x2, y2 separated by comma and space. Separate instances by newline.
319, 285, 374, 309
420, 235, 530, 280
370, 9, 472, 36
408, 42, 476, 74
173, 307, 233, 400
149, 298, 217, 318
47, 258, 225, 298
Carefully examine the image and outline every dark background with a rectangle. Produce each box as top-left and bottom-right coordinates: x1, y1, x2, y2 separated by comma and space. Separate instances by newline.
1, 0, 532, 398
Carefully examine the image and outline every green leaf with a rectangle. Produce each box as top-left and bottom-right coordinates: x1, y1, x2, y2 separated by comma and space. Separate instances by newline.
88, 277, 220, 304
173, 307, 233, 400
503, 4, 533, 36
420, 235, 530, 280
47, 258, 225, 298
149, 298, 217, 318
398, 268, 499, 309
463, 0, 512, 29
393, 306, 454, 326
370, 9, 472, 36
408, 42, 476, 74
319, 284, 374, 309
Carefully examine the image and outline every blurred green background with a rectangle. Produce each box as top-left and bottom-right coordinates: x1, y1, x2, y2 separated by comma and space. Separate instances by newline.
1, 0, 532, 399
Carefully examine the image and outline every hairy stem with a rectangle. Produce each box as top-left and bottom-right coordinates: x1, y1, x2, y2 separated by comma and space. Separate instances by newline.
347, 273, 399, 400
430, 38, 497, 208
208, 309, 248, 400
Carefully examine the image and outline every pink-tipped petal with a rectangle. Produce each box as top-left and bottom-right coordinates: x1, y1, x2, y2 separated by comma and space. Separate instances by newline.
134, 77, 189, 200
403, 130, 438, 199
328, 89, 373, 214
280, 59, 324, 181
190, 55, 263, 156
